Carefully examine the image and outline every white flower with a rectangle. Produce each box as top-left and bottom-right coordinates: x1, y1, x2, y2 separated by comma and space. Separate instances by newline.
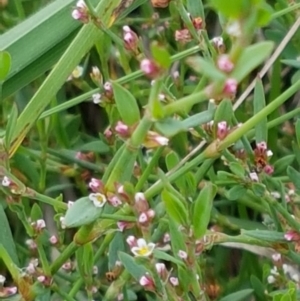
226, 21, 241, 37
37, 275, 45, 283
267, 150, 273, 157
68, 201, 74, 208
131, 238, 155, 257
272, 253, 281, 262
89, 193, 107, 208
154, 135, 169, 146
2, 176, 10, 186
76, 0, 86, 8
270, 266, 279, 276
249, 172, 259, 182
292, 274, 300, 282
60, 216, 66, 229
92, 93, 102, 104
267, 275, 276, 284
71, 66, 84, 79
155, 263, 166, 275
0, 275, 6, 284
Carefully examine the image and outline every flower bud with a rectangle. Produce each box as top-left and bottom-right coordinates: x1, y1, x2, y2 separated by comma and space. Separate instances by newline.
140, 59, 162, 79
89, 178, 104, 192
71, 0, 89, 23
223, 78, 238, 95
217, 55, 234, 73
151, 0, 171, 8
134, 192, 149, 213
92, 93, 102, 104
123, 26, 139, 53
115, 121, 130, 138
211, 37, 225, 54
49, 235, 58, 245
170, 276, 179, 286
175, 29, 192, 44
90, 66, 102, 86
139, 274, 155, 290
216, 121, 228, 140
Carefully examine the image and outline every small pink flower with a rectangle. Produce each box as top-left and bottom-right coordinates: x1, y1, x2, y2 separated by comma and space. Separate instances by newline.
26, 239, 37, 250
134, 192, 149, 213
256, 141, 267, 152
139, 274, 155, 290
217, 121, 228, 140
5, 286, 17, 295
104, 82, 113, 98
249, 172, 259, 182
264, 165, 274, 175
155, 263, 167, 278
175, 29, 192, 44
170, 276, 179, 286
140, 59, 161, 79
49, 235, 58, 245
139, 212, 148, 224
37, 275, 46, 283
284, 230, 300, 242
217, 55, 234, 73
71, 0, 89, 23
163, 233, 170, 243
178, 250, 188, 260
89, 178, 103, 192
117, 221, 127, 232
115, 121, 130, 137
126, 235, 137, 247
62, 261, 72, 271
108, 195, 122, 207
272, 253, 281, 262
223, 78, 238, 95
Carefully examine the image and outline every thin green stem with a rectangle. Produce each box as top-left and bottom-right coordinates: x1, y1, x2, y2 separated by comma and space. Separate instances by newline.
51, 242, 78, 274
145, 152, 206, 199
135, 147, 164, 191
163, 90, 208, 116
215, 79, 300, 153
26, 190, 67, 210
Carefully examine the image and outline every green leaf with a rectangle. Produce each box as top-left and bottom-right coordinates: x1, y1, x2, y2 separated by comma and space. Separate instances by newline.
64, 197, 104, 228
187, 0, 204, 18
250, 275, 266, 301
295, 119, 300, 148
192, 183, 217, 239
0, 51, 11, 81
9, 0, 128, 157
151, 42, 171, 69
153, 249, 184, 267
280, 295, 292, 301
111, 82, 140, 126
168, 217, 186, 256
30, 203, 43, 221
229, 162, 245, 178
5, 104, 18, 150
118, 252, 148, 281
219, 289, 253, 301
185, 56, 226, 81
287, 166, 300, 191
241, 230, 285, 242
155, 110, 214, 137
226, 185, 247, 200
273, 155, 295, 175
252, 183, 266, 197
232, 42, 274, 82
214, 99, 233, 133
211, 0, 246, 18
161, 189, 189, 226
78, 141, 110, 154
281, 59, 300, 69
0, 204, 19, 265
254, 78, 267, 143
109, 232, 125, 269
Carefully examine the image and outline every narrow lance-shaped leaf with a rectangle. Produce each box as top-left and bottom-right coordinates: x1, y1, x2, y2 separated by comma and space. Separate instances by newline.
111, 81, 141, 125
0, 51, 11, 81
295, 119, 300, 147
8, 0, 137, 158
254, 78, 267, 143
161, 189, 189, 227
192, 183, 217, 239
232, 42, 274, 82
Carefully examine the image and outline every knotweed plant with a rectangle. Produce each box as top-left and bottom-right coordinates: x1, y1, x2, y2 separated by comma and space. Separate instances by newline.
1, 0, 300, 300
